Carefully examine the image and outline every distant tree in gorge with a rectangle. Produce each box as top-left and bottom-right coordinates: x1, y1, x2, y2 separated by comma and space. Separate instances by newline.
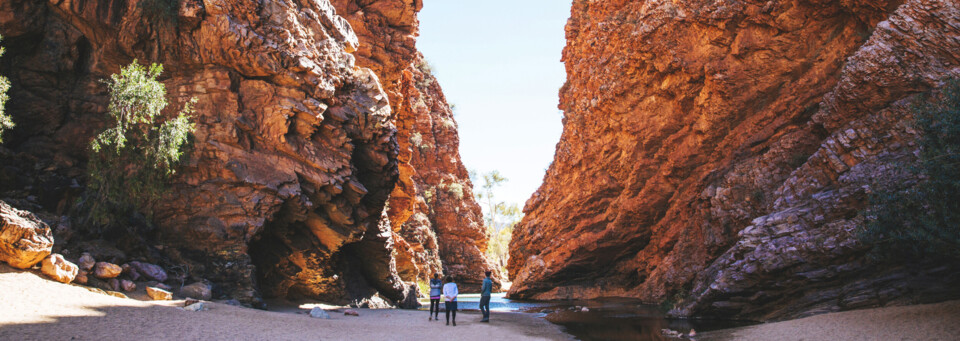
471, 170, 523, 274
0, 34, 13, 143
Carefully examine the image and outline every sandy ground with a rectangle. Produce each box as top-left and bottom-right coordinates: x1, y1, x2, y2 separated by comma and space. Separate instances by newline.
0, 265, 572, 341
701, 300, 960, 341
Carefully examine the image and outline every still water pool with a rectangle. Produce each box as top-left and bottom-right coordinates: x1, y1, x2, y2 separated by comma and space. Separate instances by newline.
420, 293, 755, 341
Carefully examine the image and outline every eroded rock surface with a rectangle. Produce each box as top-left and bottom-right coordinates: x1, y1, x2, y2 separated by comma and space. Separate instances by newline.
330, 0, 500, 291
0, 0, 402, 306
509, 0, 960, 320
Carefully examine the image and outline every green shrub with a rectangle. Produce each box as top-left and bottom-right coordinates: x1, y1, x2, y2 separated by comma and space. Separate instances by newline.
409, 132, 422, 147
861, 80, 960, 260
440, 117, 455, 129
0, 35, 13, 143
82, 61, 196, 227
446, 182, 464, 200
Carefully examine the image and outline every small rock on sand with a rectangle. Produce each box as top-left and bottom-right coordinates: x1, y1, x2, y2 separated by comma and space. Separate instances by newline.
93, 262, 122, 279
75, 270, 88, 284
310, 307, 331, 319
146, 286, 172, 300
40, 253, 78, 284
184, 302, 206, 312
107, 278, 120, 291
180, 281, 212, 300
344, 309, 359, 316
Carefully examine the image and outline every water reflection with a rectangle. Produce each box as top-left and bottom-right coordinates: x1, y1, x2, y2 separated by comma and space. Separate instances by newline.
421, 294, 755, 341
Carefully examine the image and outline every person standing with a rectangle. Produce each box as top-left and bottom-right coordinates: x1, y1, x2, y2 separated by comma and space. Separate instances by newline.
443, 276, 458, 326
428, 274, 443, 321
479, 271, 493, 322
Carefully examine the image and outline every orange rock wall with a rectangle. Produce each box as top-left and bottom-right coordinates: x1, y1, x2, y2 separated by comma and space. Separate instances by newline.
0, 0, 406, 306
330, 0, 501, 291
509, 0, 960, 320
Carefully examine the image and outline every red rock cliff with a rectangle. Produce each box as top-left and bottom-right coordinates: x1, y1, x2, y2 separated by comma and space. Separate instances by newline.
0, 0, 422, 307
330, 0, 501, 291
509, 0, 960, 320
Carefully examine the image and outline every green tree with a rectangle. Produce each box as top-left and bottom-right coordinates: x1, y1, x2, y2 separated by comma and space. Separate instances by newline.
0, 34, 14, 143
82, 60, 196, 227
861, 80, 960, 260
471, 170, 523, 275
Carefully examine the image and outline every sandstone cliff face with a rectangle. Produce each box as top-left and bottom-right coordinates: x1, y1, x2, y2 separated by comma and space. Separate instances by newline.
509, 0, 960, 320
330, 0, 500, 291
0, 0, 407, 306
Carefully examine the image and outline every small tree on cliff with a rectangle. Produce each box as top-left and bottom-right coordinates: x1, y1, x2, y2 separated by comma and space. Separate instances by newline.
0, 34, 14, 143
82, 60, 196, 227
862, 80, 960, 260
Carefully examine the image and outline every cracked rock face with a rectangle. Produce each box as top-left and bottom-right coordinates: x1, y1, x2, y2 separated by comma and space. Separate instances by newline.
509, 0, 960, 321
0, 0, 406, 306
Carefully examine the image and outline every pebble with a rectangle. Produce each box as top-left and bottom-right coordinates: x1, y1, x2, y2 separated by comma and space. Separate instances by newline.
310, 307, 331, 319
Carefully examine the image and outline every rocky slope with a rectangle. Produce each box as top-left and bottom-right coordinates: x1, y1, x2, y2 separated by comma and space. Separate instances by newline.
330, 0, 500, 291
0, 0, 492, 307
509, 0, 960, 321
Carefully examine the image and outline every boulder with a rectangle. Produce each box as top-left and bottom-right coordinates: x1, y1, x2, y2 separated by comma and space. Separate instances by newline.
355, 294, 392, 309
183, 302, 206, 312
120, 279, 136, 292
0, 201, 54, 269
146, 287, 172, 300
77, 252, 95, 271
309, 307, 330, 319
128, 261, 166, 282
121, 264, 141, 281
180, 282, 212, 300
75, 270, 89, 284
40, 253, 78, 284
93, 262, 122, 279
107, 278, 120, 291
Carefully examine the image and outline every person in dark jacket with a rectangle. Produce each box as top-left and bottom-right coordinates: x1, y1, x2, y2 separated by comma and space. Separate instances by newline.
479, 271, 493, 322
428, 273, 443, 321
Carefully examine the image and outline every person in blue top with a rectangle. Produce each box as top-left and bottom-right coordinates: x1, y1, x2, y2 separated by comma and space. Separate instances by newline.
428, 273, 443, 321
442, 276, 458, 326
479, 270, 493, 322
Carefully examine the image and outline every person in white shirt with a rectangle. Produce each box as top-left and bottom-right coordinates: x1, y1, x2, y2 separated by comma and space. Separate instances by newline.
442, 276, 458, 326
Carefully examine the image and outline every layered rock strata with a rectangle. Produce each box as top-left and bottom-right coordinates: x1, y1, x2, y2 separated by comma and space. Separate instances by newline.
509, 0, 960, 320
330, 0, 500, 291
0, 0, 406, 306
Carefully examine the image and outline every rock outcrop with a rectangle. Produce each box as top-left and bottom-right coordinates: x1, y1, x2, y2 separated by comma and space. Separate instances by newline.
0, 200, 53, 268
509, 0, 960, 321
329, 0, 500, 291
0, 0, 496, 306
0, 0, 400, 306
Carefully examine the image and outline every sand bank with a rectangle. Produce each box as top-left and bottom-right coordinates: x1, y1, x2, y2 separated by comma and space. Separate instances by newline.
701, 300, 960, 341
0, 266, 571, 340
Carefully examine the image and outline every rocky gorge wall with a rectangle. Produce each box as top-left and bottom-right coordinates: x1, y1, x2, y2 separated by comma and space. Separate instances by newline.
0, 0, 493, 306
330, 0, 500, 291
509, 0, 960, 321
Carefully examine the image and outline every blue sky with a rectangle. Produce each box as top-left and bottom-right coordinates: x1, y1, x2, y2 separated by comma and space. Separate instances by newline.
418, 0, 572, 207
